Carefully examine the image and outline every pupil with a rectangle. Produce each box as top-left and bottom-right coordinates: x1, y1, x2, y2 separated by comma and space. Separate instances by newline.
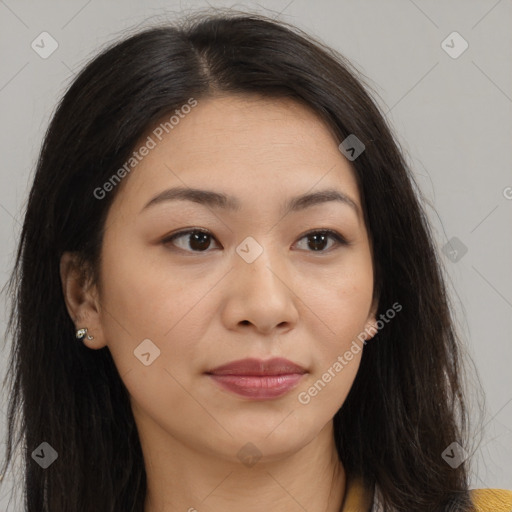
309, 233, 327, 251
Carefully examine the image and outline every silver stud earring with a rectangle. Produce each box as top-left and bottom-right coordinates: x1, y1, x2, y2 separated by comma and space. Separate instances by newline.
76, 328, 94, 341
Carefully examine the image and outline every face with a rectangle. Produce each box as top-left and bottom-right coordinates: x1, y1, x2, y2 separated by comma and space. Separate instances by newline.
65, 94, 378, 464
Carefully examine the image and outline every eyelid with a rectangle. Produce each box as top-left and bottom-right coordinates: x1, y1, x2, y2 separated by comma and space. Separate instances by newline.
296, 228, 349, 246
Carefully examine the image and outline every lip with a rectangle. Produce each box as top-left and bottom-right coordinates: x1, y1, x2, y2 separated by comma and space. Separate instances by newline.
205, 358, 307, 400
206, 357, 307, 376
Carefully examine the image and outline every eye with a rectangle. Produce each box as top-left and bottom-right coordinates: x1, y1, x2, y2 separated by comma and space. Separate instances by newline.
162, 229, 220, 253
294, 229, 349, 253
162, 228, 348, 254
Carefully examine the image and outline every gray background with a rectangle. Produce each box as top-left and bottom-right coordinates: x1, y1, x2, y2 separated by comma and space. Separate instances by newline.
0, 0, 511, 508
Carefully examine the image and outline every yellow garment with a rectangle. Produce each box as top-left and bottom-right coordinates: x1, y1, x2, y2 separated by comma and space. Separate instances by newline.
339, 476, 373, 511
469, 488, 512, 512
339, 476, 512, 512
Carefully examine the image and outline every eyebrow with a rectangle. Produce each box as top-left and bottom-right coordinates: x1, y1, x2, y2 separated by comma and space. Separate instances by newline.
140, 186, 361, 219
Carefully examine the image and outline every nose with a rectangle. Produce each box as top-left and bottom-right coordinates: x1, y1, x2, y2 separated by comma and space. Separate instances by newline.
220, 245, 299, 335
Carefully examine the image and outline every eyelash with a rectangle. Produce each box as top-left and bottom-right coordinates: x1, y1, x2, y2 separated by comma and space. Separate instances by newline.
161, 228, 349, 254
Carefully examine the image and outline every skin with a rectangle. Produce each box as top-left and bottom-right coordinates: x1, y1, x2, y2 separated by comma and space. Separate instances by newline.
61, 94, 378, 512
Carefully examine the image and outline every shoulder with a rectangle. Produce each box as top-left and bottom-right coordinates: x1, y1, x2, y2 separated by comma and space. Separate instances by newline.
469, 487, 512, 512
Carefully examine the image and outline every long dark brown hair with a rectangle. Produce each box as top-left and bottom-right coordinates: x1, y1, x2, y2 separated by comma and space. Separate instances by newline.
1, 9, 484, 511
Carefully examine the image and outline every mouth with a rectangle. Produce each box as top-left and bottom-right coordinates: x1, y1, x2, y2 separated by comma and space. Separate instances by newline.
205, 357, 307, 400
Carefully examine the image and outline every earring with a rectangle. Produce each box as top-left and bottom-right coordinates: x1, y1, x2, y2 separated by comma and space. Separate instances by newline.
76, 328, 94, 341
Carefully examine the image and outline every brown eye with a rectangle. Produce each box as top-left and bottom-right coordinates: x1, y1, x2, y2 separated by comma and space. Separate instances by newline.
294, 230, 348, 253
162, 229, 220, 253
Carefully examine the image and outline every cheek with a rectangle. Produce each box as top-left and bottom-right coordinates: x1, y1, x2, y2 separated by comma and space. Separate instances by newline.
293, 254, 373, 407
301, 258, 373, 348
97, 252, 210, 427
297, 349, 362, 418
98, 237, 217, 381
294, 278, 369, 417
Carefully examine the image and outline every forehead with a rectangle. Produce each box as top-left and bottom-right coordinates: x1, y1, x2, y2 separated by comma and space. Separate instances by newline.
109, 94, 362, 217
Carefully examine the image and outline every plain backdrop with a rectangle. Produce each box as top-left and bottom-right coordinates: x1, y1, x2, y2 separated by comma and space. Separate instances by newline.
0, 0, 511, 509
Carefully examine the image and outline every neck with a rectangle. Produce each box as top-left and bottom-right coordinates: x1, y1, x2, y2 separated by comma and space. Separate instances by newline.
141, 421, 346, 512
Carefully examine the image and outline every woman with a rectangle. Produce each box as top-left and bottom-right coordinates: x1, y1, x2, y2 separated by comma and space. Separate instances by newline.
1, 10, 511, 512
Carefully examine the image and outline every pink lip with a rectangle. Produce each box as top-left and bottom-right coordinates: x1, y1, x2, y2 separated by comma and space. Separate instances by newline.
206, 358, 307, 400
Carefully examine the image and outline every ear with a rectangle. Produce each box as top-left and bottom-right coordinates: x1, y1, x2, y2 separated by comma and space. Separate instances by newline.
60, 252, 107, 349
